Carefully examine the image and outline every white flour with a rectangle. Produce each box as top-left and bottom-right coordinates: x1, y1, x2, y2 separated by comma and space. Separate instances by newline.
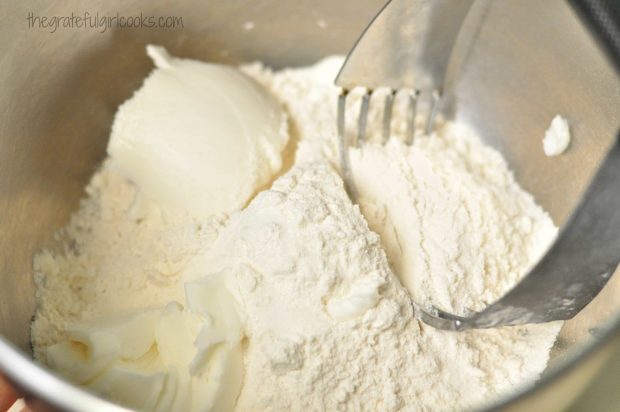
32, 55, 562, 411
32, 166, 222, 357
350, 130, 559, 315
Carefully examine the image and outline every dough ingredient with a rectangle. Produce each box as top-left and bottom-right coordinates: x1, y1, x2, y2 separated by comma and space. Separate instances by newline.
543, 115, 571, 156
32, 48, 562, 412
108, 45, 289, 217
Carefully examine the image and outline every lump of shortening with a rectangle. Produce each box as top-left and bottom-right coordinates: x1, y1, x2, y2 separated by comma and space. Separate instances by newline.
542, 115, 571, 156
108, 45, 289, 217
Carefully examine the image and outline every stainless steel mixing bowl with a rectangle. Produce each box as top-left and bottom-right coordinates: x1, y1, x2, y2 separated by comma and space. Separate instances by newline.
1, 0, 619, 411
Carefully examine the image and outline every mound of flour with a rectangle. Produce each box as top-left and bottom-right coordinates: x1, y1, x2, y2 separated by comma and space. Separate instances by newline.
32, 55, 562, 411
31, 164, 223, 358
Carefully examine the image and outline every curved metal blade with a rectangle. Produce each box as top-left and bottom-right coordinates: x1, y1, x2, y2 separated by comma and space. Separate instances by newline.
422, 135, 620, 330
335, 0, 474, 91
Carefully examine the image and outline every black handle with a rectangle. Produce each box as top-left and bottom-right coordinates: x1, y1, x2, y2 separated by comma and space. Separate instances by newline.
569, 0, 620, 72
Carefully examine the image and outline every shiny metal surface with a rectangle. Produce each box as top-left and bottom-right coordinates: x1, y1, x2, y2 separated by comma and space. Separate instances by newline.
335, 0, 474, 91
1, 0, 620, 411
